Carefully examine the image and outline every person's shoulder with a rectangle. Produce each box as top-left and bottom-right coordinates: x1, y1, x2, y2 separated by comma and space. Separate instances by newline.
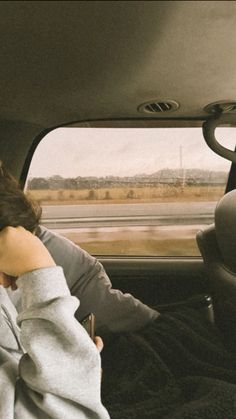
36, 225, 95, 266
37, 225, 76, 247
36, 226, 99, 286
37, 225, 84, 254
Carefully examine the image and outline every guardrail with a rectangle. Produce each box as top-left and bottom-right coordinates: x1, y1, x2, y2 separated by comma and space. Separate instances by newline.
42, 214, 214, 229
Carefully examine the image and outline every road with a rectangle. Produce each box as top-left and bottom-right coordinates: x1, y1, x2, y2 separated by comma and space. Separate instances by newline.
41, 202, 216, 228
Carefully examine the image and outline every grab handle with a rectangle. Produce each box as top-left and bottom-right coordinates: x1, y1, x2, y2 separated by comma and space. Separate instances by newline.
203, 113, 236, 163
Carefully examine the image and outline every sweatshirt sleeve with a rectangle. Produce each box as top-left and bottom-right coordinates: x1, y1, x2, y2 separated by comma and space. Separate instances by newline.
71, 258, 159, 334
15, 267, 109, 419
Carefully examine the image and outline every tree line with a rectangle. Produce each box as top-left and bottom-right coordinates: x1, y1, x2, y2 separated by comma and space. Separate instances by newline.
27, 169, 228, 190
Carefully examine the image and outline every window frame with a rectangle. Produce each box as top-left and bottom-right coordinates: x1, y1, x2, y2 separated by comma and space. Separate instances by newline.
23, 120, 236, 259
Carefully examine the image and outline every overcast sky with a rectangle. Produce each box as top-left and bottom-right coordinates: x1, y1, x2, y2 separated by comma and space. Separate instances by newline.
28, 127, 235, 178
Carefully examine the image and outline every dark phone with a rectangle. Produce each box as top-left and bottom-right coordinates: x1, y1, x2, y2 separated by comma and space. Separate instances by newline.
81, 313, 95, 341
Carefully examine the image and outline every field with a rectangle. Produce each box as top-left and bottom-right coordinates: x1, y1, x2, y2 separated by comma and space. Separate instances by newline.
27, 185, 225, 205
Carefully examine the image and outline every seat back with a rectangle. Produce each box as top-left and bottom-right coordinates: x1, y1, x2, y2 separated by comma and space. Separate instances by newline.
196, 190, 236, 343
197, 190, 236, 303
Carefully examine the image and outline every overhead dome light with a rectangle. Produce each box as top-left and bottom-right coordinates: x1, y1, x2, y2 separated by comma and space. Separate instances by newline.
138, 100, 179, 114
204, 100, 236, 114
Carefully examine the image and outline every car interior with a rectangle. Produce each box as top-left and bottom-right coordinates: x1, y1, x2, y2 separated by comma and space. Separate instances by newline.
1, 1, 236, 416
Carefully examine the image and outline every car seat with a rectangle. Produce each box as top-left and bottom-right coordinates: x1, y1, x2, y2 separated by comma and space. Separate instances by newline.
196, 189, 236, 347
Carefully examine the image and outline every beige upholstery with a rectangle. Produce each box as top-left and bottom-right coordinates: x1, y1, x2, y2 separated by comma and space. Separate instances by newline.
197, 190, 236, 304
197, 191, 236, 345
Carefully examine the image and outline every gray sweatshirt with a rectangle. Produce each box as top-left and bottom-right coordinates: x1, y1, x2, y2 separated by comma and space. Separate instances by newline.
9, 226, 159, 334
0, 267, 110, 418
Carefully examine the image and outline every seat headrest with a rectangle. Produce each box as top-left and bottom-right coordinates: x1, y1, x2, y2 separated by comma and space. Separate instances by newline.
215, 189, 236, 272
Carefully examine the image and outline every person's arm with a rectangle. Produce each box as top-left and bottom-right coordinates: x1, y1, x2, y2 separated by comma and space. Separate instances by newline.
0, 227, 109, 419
16, 267, 109, 418
71, 259, 159, 333
38, 226, 159, 334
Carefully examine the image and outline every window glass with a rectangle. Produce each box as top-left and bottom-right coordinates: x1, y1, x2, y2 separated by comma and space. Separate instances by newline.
26, 127, 235, 256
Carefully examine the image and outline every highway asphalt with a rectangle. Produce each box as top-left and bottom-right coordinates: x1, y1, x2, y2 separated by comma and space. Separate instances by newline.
41, 201, 216, 228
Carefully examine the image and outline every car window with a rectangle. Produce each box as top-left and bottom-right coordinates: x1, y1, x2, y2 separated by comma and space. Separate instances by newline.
26, 127, 235, 256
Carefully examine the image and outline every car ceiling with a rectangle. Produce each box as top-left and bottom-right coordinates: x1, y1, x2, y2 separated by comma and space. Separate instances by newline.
0, 0, 236, 177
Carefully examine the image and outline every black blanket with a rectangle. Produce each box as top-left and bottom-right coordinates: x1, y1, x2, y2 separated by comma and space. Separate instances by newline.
101, 309, 236, 419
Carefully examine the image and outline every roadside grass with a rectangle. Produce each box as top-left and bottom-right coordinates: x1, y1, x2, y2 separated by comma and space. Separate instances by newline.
28, 185, 225, 205
59, 226, 201, 256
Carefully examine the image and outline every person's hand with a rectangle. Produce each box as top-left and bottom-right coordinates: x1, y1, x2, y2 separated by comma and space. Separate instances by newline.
94, 336, 104, 380
0, 226, 55, 281
0, 272, 17, 290
94, 336, 104, 353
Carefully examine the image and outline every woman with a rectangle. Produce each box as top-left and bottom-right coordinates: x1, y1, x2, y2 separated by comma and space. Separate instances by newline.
1, 162, 236, 418
0, 164, 109, 418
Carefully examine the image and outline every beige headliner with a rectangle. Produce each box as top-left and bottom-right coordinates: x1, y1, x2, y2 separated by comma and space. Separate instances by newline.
0, 0, 236, 127
0, 1, 236, 177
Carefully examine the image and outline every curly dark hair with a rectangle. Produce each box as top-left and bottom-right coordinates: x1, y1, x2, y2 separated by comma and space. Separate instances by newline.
0, 161, 42, 232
